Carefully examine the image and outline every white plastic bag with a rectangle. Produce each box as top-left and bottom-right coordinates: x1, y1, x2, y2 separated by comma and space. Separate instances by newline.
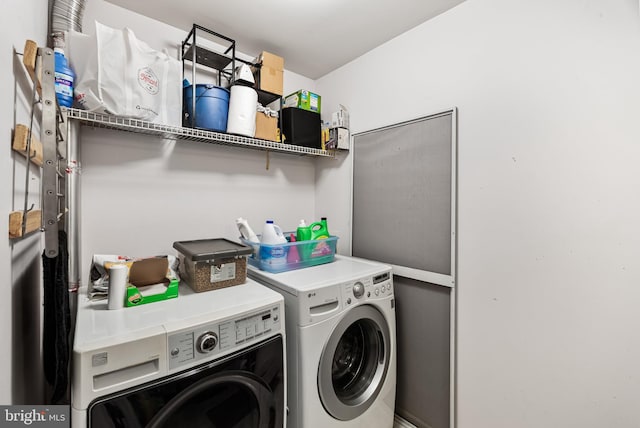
67, 21, 182, 127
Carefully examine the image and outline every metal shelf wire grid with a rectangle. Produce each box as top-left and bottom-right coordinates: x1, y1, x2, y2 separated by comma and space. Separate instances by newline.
64, 108, 334, 157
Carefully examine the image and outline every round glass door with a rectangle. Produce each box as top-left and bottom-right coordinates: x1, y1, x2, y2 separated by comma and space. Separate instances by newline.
88, 336, 284, 428
146, 371, 273, 428
317, 305, 391, 421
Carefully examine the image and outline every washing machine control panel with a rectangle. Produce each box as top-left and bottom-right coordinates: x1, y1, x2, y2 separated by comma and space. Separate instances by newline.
352, 281, 365, 298
344, 271, 393, 305
167, 305, 282, 370
196, 331, 218, 353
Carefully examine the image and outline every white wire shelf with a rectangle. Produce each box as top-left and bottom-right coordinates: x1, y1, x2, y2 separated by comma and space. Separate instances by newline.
64, 108, 335, 158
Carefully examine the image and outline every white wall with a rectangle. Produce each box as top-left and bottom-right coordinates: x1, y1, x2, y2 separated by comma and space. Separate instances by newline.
77, 1, 319, 284
1, 0, 48, 405
316, 0, 640, 426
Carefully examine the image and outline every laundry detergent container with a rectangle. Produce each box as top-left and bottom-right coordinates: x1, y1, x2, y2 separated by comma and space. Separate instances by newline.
183, 84, 230, 132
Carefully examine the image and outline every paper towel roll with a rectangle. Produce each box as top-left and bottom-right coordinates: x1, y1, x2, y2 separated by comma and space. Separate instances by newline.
226, 85, 258, 137
108, 264, 128, 310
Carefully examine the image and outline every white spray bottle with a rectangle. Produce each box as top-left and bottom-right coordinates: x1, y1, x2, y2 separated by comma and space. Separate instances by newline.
236, 217, 260, 255
236, 217, 260, 243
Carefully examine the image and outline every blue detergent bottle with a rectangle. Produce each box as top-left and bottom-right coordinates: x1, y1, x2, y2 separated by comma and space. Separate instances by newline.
260, 220, 288, 268
54, 48, 75, 108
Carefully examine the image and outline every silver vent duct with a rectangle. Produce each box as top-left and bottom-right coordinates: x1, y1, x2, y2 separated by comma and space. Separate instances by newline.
49, 0, 87, 47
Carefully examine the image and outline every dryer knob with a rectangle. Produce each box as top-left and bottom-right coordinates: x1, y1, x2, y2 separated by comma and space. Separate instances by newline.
353, 282, 365, 298
196, 331, 218, 353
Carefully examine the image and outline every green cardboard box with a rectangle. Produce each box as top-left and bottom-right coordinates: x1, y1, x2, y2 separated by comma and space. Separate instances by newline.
283, 90, 321, 113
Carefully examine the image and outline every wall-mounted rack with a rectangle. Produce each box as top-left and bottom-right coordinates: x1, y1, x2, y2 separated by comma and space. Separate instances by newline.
9, 40, 68, 258
64, 108, 334, 157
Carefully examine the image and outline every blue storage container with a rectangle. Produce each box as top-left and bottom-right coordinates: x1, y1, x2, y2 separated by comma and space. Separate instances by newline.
183, 84, 230, 131
241, 234, 338, 274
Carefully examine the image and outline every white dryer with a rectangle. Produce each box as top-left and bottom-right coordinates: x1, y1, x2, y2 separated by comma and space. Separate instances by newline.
248, 255, 396, 428
72, 279, 286, 428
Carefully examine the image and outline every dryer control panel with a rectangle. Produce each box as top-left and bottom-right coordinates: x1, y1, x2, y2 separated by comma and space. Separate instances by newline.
167, 304, 282, 370
343, 271, 393, 306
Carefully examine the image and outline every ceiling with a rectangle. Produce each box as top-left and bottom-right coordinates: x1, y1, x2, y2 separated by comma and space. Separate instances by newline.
105, 0, 466, 79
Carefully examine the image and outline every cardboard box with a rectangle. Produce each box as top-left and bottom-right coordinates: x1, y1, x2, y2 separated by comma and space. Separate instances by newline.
260, 51, 284, 70
251, 51, 284, 95
255, 108, 280, 142
331, 105, 349, 129
96, 255, 180, 307
326, 127, 350, 150
284, 90, 321, 113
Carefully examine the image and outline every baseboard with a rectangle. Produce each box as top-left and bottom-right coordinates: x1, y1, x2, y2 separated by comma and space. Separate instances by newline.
393, 414, 419, 428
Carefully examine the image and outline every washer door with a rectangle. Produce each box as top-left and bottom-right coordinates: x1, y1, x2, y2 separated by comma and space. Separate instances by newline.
88, 335, 284, 428
145, 371, 274, 428
317, 304, 391, 421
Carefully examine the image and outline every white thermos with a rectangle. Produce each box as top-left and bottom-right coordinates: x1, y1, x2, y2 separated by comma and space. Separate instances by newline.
226, 85, 258, 137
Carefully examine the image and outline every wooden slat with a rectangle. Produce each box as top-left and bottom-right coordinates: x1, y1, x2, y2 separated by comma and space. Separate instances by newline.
9, 210, 41, 239
12, 124, 43, 167
23, 40, 41, 96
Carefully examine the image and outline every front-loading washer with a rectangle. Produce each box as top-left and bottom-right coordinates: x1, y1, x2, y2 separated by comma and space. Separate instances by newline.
248, 255, 396, 428
71, 278, 286, 428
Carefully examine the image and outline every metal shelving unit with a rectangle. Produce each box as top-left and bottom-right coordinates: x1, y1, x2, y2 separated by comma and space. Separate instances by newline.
9, 41, 68, 258
64, 108, 334, 157
181, 25, 236, 129
180, 24, 287, 145
182, 25, 236, 86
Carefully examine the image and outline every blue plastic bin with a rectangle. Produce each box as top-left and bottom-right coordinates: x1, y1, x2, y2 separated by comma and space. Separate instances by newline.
241, 234, 338, 273
183, 84, 230, 132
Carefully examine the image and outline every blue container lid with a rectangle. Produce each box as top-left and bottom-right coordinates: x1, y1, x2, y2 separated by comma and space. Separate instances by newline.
183, 84, 230, 99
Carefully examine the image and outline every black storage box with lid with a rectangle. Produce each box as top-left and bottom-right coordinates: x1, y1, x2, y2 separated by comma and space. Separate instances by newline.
173, 238, 252, 293
281, 107, 321, 149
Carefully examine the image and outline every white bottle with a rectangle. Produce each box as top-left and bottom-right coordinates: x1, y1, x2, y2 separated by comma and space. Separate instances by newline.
236, 217, 260, 243
260, 220, 288, 267
108, 264, 128, 310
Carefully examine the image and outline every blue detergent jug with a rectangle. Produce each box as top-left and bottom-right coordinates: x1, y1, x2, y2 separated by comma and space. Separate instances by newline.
54, 48, 74, 108
260, 220, 288, 267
